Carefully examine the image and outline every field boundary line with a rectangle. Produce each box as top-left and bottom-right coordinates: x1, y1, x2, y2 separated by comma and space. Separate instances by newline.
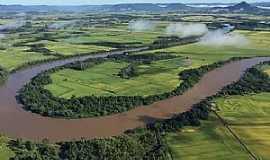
211, 109, 259, 160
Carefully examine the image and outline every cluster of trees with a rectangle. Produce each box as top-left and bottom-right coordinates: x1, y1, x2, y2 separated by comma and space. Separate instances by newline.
108, 52, 177, 63
150, 35, 201, 49
66, 58, 105, 71
9, 139, 59, 160
0, 66, 8, 84
147, 100, 211, 133
80, 41, 144, 49
18, 56, 244, 118
234, 22, 270, 31
218, 63, 270, 96
118, 63, 138, 79
9, 129, 170, 160
25, 43, 56, 56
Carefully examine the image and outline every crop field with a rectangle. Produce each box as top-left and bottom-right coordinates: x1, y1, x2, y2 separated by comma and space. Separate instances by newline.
166, 115, 250, 160
0, 19, 168, 71
215, 92, 270, 160
45, 41, 112, 56
45, 57, 188, 98
0, 47, 56, 71
62, 27, 164, 45
0, 136, 14, 160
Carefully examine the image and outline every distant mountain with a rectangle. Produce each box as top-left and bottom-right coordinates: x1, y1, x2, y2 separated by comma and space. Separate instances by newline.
0, 3, 191, 13
211, 1, 263, 13
253, 2, 270, 7
228, 1, 259, 11
0, 2, 268, 13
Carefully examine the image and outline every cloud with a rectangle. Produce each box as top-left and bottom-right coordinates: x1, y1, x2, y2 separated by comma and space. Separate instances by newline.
199, 30, 249, 47
128, 20, 156, 32
166, 23, 208, 37
48, 20, 78, 30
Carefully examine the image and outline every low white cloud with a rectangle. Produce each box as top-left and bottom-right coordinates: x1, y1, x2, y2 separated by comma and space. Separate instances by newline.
166, 23, 208, 37
128, 20, 156, 32
199, 30, 249, 47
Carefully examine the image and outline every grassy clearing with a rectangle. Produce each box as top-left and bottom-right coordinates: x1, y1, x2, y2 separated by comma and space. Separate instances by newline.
0, 136, 14, 160
62, 26, 164, 45
45, 41, 112, 56
216, 92, 270, 160
166, 115, 250, 160
45, 57, 188, 98
0, 47, 56, 71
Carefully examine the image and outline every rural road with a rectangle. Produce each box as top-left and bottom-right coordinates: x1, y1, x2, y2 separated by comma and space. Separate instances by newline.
0, 52, 269, 142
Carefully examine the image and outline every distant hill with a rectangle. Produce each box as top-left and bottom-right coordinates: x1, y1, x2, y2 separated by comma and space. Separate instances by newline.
0, 2, 268, 13
0, 3, 191, 13
211, 1, 264, 13
104, 3, 191, 12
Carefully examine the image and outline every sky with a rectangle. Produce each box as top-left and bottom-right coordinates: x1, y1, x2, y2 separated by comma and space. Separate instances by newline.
0, 0, 268, 5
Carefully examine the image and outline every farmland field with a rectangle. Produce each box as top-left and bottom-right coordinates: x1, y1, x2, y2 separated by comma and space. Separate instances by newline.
45, 57, 188, 98
0, 21, 166, 71
216, 92, 270, 160
0, 47, 56, 71
166, 115, 250, 160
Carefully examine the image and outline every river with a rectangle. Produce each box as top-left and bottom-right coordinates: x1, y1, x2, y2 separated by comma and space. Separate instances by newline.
0, 52, 269, 142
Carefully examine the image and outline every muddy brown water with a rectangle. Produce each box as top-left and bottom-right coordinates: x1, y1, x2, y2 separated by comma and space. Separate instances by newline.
0, 53, 269, 142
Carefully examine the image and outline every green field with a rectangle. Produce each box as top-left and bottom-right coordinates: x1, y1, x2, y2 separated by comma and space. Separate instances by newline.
0, 136, 14, 160
45, 57, 188, 98
0, 47, 56, 71
0, 21, 165, 71
166, 115, 250, 160
61, 23, 166, 45
45, 41, 112, 56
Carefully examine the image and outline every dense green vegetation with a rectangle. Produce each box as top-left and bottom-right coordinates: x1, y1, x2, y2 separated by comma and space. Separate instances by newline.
0, 66, 8, 84
9, 129, 171, 160
18, 55, 243, 118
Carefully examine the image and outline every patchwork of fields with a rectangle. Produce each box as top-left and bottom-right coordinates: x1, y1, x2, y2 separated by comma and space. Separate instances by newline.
0, 22, 167, 71
45, 57, 187, 98
216, 93, 270, 160
166, 116, 250, 160
166, 66, 270, 160
45, 30, 270, 98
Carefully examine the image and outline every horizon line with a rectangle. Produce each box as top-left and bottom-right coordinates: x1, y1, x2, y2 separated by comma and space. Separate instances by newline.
0, 1, 268, 6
